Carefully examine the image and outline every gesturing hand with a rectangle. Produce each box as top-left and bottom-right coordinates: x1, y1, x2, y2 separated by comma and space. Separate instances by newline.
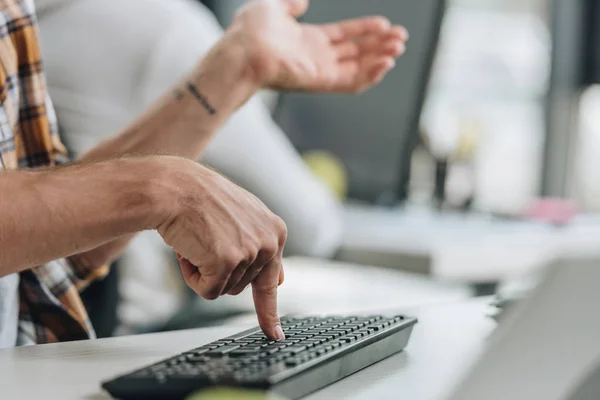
232, 0, 409, 93
155, 157, 287, 340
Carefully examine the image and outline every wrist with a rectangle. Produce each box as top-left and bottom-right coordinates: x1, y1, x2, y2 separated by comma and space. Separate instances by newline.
187, 28, 263, 106
223, 27, 265, 87
138, 156, 186, 232
224, 7, 283, 89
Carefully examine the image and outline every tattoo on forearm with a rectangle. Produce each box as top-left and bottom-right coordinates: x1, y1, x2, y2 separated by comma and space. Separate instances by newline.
173, 82, 216, 115
172, 81, 216, 115
186, 82, 216, 115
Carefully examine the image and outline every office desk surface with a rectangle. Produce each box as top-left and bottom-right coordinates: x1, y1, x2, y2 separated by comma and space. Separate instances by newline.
340, 205, 600, 281
0, 299, 494, 400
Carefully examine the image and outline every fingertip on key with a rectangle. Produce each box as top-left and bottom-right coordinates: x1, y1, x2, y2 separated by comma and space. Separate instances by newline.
274, 325, 286, 340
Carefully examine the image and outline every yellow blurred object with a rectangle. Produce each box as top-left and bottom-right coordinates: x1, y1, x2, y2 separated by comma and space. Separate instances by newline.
186, 388, 288, 400
455, 116, 482, 160
302, 150, 349, 199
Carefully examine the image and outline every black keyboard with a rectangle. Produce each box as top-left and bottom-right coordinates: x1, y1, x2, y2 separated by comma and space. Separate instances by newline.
102, 314, 417, 399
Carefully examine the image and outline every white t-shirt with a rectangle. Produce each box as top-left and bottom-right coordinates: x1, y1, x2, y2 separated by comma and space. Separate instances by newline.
0, 274, 19, 348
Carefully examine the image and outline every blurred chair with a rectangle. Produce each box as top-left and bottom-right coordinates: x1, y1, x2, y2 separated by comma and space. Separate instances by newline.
36, 0, 342, 335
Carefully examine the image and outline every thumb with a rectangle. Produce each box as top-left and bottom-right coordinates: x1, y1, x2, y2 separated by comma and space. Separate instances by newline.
284, 0, 309, 18
252, 257, 285, 340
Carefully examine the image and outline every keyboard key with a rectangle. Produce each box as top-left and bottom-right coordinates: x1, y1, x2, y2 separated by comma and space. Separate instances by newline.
239, 345, 263, 351
285, 358, 303, 367
266, 357, 281, 365
190, 348, 210, 356
304, 330, 322, 335
344, 324, 361, 330
229, 348, 261, 357
292, 335, 310, 341
206, 345, 241, 356
187, 355, 210, 363
234, 338, 259, 344
279, 339, 300, 346
315, 348, 328, 356
245, 335, 266, 341
283, 328, 303, 333
281, 346, 307, 355
240, 355, 260, 364
331, 328, 351, 335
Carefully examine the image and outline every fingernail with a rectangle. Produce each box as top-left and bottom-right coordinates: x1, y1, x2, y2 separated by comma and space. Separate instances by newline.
274, 325, 286, 340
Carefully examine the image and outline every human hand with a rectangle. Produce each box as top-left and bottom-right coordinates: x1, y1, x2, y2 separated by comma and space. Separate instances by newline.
154, 157, 287, 339
229, 0, 408, 93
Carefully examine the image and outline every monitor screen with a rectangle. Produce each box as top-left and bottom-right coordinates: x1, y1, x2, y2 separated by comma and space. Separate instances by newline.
273, 0, 445, 203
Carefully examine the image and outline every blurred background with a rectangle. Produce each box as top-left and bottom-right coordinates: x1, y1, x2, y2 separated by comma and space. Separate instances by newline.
35, 0, 600, 337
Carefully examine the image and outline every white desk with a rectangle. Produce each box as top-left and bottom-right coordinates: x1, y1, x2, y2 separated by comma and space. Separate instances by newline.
339, 205, 600, 282
0, 299, 494, 400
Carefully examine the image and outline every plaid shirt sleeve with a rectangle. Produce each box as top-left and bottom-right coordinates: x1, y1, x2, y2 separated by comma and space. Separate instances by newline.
0, 0, 106, 345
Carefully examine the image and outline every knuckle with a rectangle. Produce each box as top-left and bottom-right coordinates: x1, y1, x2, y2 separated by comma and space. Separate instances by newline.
192, 275, 228, 300
229, 267, 244, 281
272, 216, 288, 244
261, 240, 279, 260
200, 285, 222, 300
219, 248, 244, 270
273, 215, 287, 233
278, 227, 288, 246
228, 285, 247, 296
242, 241, 260, 263
203, 291, 220, 301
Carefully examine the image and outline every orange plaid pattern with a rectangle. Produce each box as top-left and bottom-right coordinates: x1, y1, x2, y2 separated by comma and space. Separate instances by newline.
0, 0, 99, 345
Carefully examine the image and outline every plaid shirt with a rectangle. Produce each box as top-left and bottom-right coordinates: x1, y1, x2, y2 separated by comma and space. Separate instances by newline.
0, 0, 107, 345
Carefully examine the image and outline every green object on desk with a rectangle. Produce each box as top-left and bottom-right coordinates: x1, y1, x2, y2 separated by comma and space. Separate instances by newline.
186, 388, 288, 400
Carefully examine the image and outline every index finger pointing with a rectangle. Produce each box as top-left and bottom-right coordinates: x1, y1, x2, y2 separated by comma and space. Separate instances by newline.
252, 255, 285, 340
322, 16, 391, 42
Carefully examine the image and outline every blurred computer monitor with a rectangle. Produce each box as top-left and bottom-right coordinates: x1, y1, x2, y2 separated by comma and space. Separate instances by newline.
208, 0, 445, 204
275, 1, 445, 204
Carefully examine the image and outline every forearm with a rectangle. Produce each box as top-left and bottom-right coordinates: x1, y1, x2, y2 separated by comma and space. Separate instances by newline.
82, 31, 260, 162
0, 158, 165, 277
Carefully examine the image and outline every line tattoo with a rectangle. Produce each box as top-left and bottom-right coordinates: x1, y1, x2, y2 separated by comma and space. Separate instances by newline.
185, 82, 216, 115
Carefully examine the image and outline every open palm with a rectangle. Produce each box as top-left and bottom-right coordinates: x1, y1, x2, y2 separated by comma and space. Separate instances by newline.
234, 0, 409, 93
